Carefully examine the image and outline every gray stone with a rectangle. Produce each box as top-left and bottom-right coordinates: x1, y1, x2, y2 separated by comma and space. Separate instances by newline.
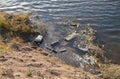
45, 45, 53, 51
55, 48, 67, 53
77, 44, 89, 51
51, 40, 59, 47
52, 49, 58, 53
59, 48, 66, 53
65, 31, 78, 41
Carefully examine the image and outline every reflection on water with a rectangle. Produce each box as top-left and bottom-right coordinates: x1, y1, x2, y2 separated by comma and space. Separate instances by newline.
0, 0, 120, 64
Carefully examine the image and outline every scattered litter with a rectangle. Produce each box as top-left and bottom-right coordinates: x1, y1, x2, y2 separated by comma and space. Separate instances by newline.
34, 35, 43, 42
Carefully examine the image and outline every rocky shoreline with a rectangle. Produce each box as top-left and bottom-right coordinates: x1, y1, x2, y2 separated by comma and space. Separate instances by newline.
0, 11, 120, 79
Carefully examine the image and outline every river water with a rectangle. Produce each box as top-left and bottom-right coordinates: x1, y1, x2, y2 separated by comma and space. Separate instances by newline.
0, 0, 120, 64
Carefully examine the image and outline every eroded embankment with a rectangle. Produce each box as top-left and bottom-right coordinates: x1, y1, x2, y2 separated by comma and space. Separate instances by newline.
37, 19, 108, 71
0, 11, 100, 79
0, 11, 120, 79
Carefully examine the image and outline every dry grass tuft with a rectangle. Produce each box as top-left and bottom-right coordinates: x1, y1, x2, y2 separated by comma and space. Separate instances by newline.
0, 11, 36, 43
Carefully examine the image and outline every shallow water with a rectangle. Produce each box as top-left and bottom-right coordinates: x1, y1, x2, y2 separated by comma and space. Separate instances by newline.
0, 0, 120, 64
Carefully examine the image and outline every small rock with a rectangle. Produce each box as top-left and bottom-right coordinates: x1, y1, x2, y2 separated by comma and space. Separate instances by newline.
51, 40, 59, 47
34, 35, 43, 43
59, 48, 66, 53
70, 22, 79, 27
55, 48, 67, 53
31, 46, 38, 49
45, 45, 58, 54
52, 49, 58, 53
77, 44, 89, 51
46, 45, 53, 51
65, 31, 78, 41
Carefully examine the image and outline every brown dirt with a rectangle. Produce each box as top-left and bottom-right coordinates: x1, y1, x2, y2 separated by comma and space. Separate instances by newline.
100, 64, 120, 79
0, 43, 100, 79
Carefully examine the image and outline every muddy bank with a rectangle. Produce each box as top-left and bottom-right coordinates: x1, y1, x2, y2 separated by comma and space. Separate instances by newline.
0, 11, 120, 79
0, 11, 100, 79
36, 19, 107, 70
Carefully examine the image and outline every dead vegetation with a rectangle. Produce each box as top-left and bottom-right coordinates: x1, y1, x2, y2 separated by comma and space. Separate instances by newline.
99, 64, 120, 79
0, 11, 46, 43
0, 11, 47, 51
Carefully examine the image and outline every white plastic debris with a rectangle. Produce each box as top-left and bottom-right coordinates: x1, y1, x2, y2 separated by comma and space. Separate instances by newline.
34, 35, 43, 42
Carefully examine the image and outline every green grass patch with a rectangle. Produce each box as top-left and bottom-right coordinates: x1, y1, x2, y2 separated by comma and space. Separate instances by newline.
27, 70, 32, 77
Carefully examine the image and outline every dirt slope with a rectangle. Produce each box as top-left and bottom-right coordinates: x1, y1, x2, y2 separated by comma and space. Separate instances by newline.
0, 44, 100, 79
